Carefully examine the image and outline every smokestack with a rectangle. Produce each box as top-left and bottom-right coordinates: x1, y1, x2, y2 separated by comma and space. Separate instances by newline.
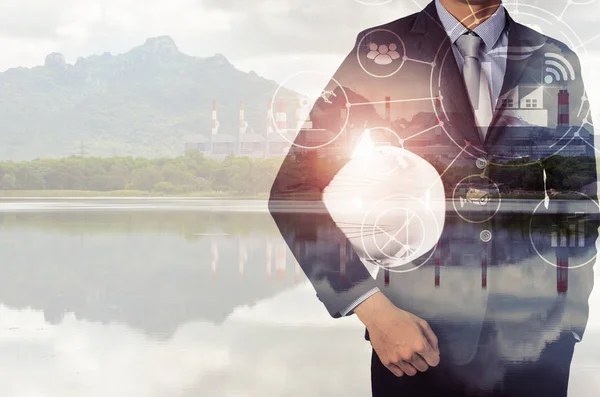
276, 100, 287, 133
385, 96, 391, 125
558, 90, 570, 127
239, 100, 247, 135
267, 100, 274, 135
296, 100, 303, 130
211, 100, 219, 135
435, 96, 443, 144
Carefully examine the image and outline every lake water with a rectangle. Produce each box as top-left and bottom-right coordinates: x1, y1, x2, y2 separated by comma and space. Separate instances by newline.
0, 199, 599, 396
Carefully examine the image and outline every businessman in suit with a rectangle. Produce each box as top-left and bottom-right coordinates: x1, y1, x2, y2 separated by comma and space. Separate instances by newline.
269, 0, 599, 395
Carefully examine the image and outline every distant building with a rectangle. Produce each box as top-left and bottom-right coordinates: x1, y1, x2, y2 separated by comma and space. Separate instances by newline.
239, 133, 266, 158
185, 88, 591, 161
210, 134, 237, 159
184, 135, 210, 154
184, 99, 300, 159
266, 133, 292, 158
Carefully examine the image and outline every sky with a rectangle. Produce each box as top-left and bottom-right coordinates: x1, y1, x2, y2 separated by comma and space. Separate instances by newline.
1, 0, 600, 116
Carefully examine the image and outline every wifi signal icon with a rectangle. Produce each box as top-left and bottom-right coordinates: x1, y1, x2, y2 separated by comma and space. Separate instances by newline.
544, 53, 576, 85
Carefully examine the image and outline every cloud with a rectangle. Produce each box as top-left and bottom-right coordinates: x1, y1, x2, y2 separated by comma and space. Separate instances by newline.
1, 0, 599, 95
0, 304, 371, 397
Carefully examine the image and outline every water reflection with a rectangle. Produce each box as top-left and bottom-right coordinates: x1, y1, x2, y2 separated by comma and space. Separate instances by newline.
0, 208, 300, 335
272, 198, 600, 396
0, 200, 598, 395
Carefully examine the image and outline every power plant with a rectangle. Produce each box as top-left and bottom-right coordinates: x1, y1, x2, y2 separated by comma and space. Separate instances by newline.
184, 99, 298, 159
184, 87, 593, 160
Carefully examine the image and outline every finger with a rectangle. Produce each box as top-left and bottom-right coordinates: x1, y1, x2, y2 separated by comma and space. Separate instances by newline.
417, 342, 441, 368
396, 360, 418, 377
419, 320, 439, 352
409, 353, 430, 373
387, 363, 405, 377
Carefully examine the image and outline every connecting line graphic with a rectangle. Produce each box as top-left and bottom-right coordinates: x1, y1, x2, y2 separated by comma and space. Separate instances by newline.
348, 97, 437, 107
403, 123, 441, 141
405, 57, 436, 66
409, 0, 445, 30
375, 212, 417, 254
549, 127, 574, 149
576, 33, 600, 50
426, 143, 471, 192
462, 1, 501, 28
559, 0, 596, 21
466, 0, 477, 21
580, 134, 600, 156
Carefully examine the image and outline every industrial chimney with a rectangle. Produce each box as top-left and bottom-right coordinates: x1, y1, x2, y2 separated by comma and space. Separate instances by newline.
211, 100, 219, 135
385, 96, 391, 126
276, 100, 288, 133
296, 100, 303, 131
558, 90, 570, 127
267, 100, 274, 135
239, 100, 247, 135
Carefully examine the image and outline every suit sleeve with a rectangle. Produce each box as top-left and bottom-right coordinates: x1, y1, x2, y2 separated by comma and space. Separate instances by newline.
573, 52, 598, 342
549, 49, 599, 341
268, 31, 381, 318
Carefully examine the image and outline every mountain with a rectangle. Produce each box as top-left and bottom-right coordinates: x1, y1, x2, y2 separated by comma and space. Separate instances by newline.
0, 36, 297, 160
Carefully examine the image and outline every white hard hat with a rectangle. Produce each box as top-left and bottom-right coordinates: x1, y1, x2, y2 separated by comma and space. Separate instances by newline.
323, 132, 446, 269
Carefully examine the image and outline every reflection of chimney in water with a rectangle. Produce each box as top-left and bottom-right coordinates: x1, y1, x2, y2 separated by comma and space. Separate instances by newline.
295, 261, 302, 282
294, 241, 302, 281
239, 238, 247, 277
557, 247, 569, 294
276, 243, 287, 278
266, 238, 273, 279
340, 236, 347, 281
434, 241, 441, 287
211, 239, 218, 279
481, 249, 488, 290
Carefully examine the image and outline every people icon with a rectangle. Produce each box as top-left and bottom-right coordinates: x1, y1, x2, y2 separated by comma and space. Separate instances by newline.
367, 43, 401, 65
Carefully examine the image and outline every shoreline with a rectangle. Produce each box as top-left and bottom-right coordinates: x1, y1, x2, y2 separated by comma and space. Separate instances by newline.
0, 190, 268, 199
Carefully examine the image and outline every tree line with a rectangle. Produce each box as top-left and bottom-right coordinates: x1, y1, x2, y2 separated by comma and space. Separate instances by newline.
0, 151, 595, 195
0, 151, 282, 194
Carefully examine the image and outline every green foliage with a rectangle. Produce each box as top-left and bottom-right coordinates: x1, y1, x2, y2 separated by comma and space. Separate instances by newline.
0, 152, 282, 195
430, 155, 596, 194
1, 152, 593, 196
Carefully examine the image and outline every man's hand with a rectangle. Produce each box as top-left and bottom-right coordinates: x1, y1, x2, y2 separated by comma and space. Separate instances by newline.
354, 291, 440, 377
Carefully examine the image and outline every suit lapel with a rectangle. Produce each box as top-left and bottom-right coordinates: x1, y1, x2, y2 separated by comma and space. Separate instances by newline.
412, 1, 483, 149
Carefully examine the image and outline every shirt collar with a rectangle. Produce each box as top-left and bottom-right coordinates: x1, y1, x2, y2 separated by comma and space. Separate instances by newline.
435, 0, 507, 49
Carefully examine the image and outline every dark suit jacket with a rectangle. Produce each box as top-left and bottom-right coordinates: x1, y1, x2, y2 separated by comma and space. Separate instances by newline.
269, 0, 599, 366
